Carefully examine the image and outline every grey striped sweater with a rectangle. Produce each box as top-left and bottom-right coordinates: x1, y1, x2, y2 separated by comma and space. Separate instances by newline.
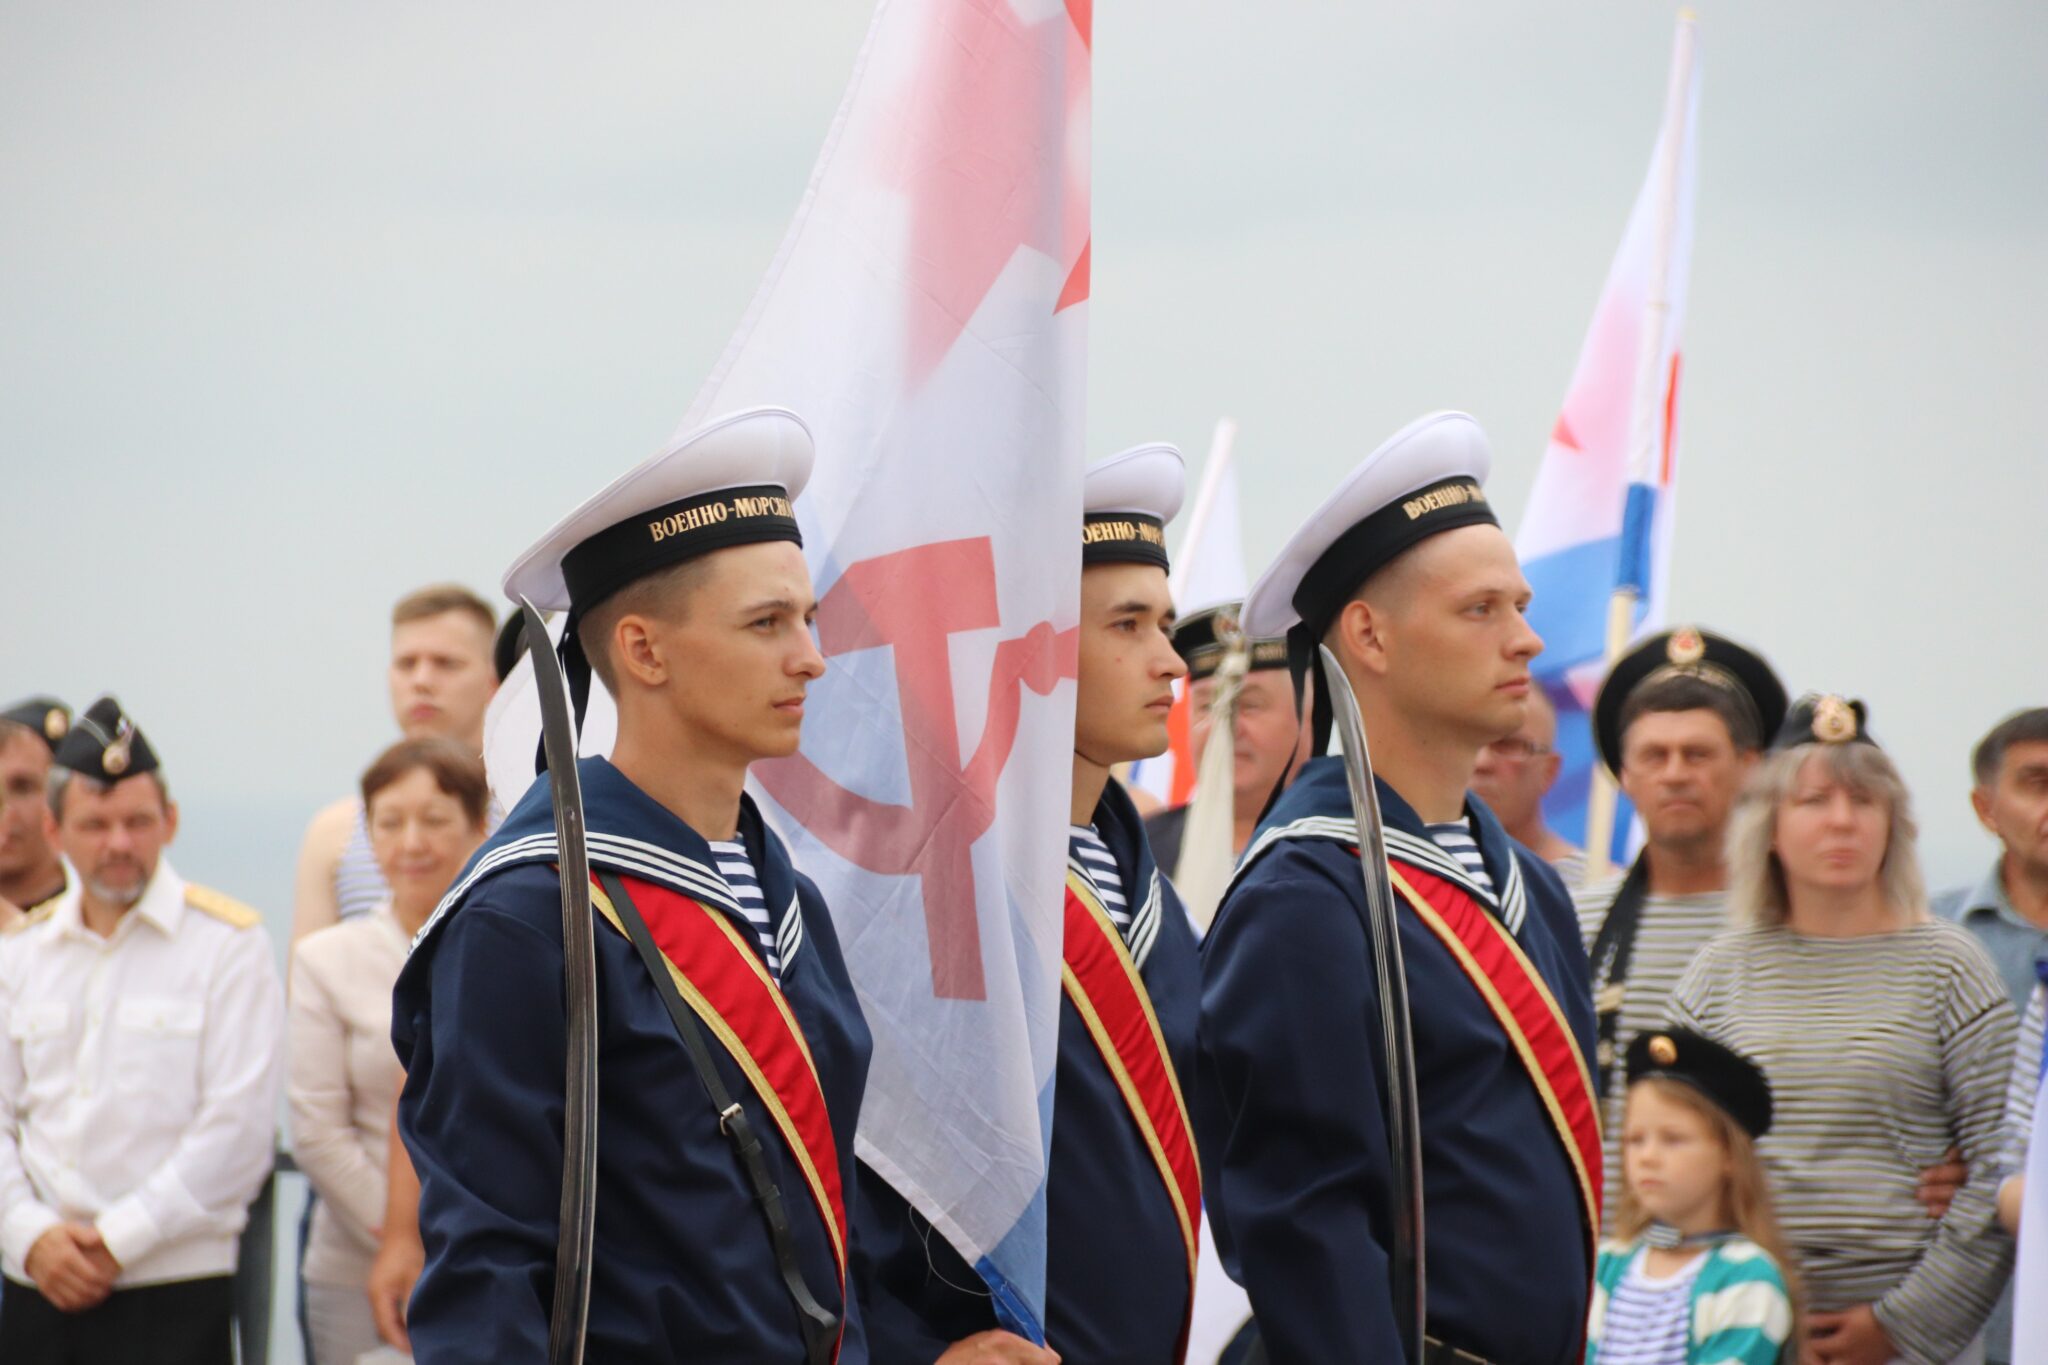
1666, 920, 2016, 1364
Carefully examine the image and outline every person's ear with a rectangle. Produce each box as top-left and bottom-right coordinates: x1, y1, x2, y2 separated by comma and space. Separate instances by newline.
614, 614, 670, 688
1333, 597, 1391, 680
1968, 785, 1996, 836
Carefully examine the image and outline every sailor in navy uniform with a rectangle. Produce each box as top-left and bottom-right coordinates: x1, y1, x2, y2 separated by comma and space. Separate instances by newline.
1194, 412, 1599, 1365
856, 445, 1202, 1365
392, 408, 873, 1363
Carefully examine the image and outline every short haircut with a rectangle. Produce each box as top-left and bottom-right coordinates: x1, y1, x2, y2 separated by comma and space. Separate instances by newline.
1971, 707, 2048, 787
392, 583, 497, 635
360, 737, 491, 827
1725, 740, 1925, 927
1618, 673, 1762, 755
0, 719, 40, 752
576, 557, 714, 695
49, 768, 171, 821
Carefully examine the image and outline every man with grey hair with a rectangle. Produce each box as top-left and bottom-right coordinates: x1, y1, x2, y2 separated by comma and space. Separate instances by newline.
0, 698, 283, 1365
1935, 704, 2048, 1365
1938, 707, 2048, 1012
0, 699, 72, 924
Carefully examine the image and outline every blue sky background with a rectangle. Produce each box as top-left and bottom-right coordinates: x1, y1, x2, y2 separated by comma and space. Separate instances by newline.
5, 1, 2042, 945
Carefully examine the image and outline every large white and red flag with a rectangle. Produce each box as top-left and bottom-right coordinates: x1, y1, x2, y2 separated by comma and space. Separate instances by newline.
1515, 13, 1698, 859
682, 0, 1090, 1337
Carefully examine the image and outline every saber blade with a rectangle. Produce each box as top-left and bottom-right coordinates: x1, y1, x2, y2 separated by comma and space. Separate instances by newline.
1317, 644, 1425, 1361
522, 599, 600, 1365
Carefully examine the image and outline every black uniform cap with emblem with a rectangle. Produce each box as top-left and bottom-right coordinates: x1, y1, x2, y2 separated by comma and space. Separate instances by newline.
1081, 442, 1185, 572
51, 696, 159, 784
1, 697, 72, 753
1592, 627, 1789, 775
1171, 602, 1288, 682
502, 406, 815, 736
1241, 411, 1500, 758
1627, 1027, 1774, 1139
1773, 692, 1876, 750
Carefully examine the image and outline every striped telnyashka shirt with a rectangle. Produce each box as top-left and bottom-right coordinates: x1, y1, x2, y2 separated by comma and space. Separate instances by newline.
709, 836, 782, 983
335, 803, 390, 922
1069, 825, 1131, 935
1573, 874, 1734, 1233
1667, 920, 2017, 1363
1423, 819, 1495, 898
1595, 1249, 1702, 1365
1997, 980, 2044, 1180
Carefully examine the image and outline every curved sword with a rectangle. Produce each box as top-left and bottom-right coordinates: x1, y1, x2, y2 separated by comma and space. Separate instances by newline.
520, 598, 600, 1365
1317, 644, 1425, 1362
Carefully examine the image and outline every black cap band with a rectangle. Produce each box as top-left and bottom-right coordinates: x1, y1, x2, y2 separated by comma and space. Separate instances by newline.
1081, 513, 1169, 570
1290, 476, 1498, 636
561, 483, 802, 617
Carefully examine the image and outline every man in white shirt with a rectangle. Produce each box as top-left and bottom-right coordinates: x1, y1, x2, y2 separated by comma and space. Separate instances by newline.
0, 697, 283, 1364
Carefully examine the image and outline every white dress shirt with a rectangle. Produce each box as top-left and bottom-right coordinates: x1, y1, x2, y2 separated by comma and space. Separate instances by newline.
0, 858, 284, 1286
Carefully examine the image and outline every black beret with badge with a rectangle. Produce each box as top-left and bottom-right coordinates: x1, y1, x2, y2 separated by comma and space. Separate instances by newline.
52, 696, 159, 784
1081, 442, 1185, 572
1, 696, 72, 752
1626, 1027, 1774, 1139
1591, 626, 1788, 775
1171, 602, 1288, 682
1773, 692, 1876, 750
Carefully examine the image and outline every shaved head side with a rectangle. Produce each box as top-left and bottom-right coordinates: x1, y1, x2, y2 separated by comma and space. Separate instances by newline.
578, 555, 718, 693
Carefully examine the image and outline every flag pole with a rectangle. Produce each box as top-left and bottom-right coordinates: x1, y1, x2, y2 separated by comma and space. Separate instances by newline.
1583, 9, 1697, 880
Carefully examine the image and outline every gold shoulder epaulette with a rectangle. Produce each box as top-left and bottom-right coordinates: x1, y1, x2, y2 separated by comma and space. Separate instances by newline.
185, 883, 263, 930
2, 901, 55, 935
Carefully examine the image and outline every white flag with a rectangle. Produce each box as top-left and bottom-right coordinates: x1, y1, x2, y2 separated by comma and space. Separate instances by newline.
688, 0, 1091, 1334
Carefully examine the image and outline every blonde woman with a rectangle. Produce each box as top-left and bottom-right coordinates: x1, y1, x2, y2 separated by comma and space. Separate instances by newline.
1667, 695, 2015, 1365
289, 739, 489, 1365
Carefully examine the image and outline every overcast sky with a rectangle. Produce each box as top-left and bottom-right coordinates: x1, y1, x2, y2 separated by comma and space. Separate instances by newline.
4, 1, 2042, 932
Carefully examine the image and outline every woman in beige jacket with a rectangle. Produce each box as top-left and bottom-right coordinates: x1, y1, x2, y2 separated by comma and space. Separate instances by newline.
289, 738, 488, 1365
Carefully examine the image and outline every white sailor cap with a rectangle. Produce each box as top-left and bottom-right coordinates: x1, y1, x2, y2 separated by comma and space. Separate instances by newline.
1082, 442, 1185, 571
1241, 411, 1496, 638
503, 407, 815, 616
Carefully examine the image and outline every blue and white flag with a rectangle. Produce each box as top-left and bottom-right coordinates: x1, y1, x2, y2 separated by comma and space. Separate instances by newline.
1515, 15, 1699, 857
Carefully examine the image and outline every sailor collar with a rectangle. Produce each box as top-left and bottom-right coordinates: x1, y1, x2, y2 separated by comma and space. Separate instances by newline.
1229, 757, 1529, 936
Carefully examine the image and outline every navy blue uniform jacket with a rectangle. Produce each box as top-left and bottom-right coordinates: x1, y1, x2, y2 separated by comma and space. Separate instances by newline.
1194, 757, 1595, 1365
854, 780, 1199, 1364
392, 757, 873, 1363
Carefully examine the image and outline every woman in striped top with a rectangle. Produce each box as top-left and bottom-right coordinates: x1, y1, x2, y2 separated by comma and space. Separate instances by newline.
1668, 696, 2015, 1365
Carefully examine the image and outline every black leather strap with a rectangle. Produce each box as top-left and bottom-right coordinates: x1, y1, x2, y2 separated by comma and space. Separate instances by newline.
1585, 852, 1653, 1097
597, 871, 840, 1364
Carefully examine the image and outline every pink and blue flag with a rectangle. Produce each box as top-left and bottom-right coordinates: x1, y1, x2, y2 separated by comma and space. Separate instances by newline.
1515, 16, 1698, 857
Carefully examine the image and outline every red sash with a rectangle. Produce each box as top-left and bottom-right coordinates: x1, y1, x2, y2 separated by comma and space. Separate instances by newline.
589, 875, 847, 1355
1386, 859, 1603, 1264
1061, 872, 1200, 1362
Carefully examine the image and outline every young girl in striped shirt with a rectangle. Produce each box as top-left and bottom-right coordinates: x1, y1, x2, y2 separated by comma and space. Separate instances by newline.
1586, 1028, 1796, 1365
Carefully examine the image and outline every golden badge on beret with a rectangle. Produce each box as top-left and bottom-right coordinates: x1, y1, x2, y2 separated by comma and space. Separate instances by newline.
1647, 1034, 1679, 1066
102, 739, 131, 775
1811, 695, 1857, 744
1666, 627, 1706, 666
43, 710, 67, 742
